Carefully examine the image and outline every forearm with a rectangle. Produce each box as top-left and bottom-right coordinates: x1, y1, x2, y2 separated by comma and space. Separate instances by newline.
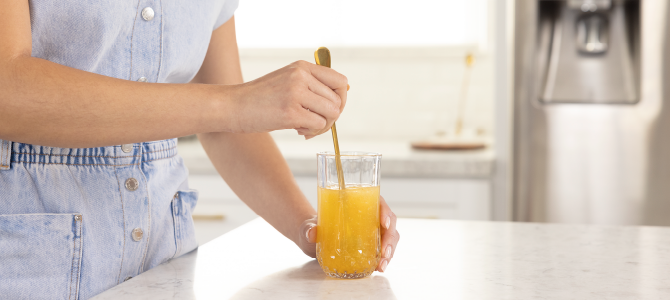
0, 56, 229, 148
198, 132, 316, 243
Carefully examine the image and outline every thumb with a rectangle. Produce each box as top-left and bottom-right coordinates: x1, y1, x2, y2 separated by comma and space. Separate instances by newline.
307, 224, 317, 243
299, 217, 318, 244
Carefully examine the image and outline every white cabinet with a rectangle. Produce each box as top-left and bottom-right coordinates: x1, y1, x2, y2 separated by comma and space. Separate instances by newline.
190, 175, 490, 221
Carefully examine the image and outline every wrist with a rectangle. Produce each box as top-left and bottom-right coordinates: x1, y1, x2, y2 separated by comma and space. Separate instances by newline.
197, 83, 240, 133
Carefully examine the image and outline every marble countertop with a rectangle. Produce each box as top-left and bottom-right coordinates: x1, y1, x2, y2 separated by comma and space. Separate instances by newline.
93, 218, 670, 300
178, 137, 495, 178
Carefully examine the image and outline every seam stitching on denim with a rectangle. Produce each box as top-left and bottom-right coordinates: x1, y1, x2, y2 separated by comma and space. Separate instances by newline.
114, 157, 127, 284
12, 145, 177, 158
155, 0, 164, 82
74, 218, 83, 300
13, 152, 142, 158
1, 140, 8, 168
139, 143, 152, 272
143, 145, 177, 154
172, 196, 180, 258
13, 154, 177, 166
176, 198, 181, 256
129, 0, 141, 80
68, 216, 77, 300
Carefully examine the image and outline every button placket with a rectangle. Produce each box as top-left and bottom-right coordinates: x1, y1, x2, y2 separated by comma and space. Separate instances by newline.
130, 0, 162, 87
115, 143, 150, 282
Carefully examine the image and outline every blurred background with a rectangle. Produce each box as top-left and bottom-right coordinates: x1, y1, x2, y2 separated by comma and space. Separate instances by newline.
182, 0, 505, 244
186, 0, 670, 244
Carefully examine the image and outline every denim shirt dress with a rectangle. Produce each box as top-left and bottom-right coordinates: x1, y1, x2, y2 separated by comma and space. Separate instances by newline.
0, 0, 238, 299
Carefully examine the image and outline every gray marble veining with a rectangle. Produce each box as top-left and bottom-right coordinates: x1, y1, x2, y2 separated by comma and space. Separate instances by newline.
93, 218, 670, 299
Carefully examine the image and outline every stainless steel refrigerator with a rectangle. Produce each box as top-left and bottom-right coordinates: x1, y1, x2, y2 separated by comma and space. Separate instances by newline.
513, 0, 670, 225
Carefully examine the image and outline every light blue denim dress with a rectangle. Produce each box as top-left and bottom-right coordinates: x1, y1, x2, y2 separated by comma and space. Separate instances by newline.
0, 0, 238, 299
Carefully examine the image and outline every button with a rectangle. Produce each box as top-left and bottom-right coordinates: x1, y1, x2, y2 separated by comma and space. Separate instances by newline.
132, 228, 143, 241
141, 7, 154, 21
74, 215, 82, 221
137, 77, 147, 83
125, 178, 139, 191
124, 276, 132, 282
121, 144, 133, 153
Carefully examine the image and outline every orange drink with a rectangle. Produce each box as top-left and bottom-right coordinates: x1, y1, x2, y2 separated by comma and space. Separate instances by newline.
317, 185, 380, 278
316, 152, 382, 279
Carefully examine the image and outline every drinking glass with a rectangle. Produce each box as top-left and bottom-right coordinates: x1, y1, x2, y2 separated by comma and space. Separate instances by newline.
316, 151, 381, 279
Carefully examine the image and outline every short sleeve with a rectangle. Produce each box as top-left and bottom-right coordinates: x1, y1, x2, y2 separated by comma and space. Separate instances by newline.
213, 0, 240, 30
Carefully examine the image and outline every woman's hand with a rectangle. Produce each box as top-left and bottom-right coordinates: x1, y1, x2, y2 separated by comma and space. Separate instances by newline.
297, 195, 400, 273
376, 196, 399, 272
226, 60, 348, 138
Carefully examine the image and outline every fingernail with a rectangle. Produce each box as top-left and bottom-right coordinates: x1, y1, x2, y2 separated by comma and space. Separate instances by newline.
385, 217, 391, 229
347, 84, 350, 91
306, 225, 314, 240
385, 245, 392, 258
381, 259, 388, 272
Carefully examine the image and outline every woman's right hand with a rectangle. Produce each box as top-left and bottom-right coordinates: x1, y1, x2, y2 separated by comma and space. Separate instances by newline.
225, 60, 348, 138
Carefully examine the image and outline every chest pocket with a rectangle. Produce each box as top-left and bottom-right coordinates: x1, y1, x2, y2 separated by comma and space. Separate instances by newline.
0, 213, 84, 300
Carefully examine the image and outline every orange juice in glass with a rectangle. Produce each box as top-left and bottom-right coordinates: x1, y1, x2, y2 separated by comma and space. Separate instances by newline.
316, 151, 381, 279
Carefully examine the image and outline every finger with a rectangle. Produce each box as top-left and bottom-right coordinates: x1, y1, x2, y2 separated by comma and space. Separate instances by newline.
382, 228, 399, 259
380, 196, 396, 231
304, 63, 348, 112
306, 74, 341, 110
379, 196, 399, 262
308, 225, 317, 243
377, 258, 389, 273
300, 93, 340, 129
293, 106, 327, 135
304, 75, 344, 137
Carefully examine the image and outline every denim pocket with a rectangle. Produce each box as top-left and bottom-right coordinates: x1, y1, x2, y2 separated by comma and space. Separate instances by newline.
0, 213, 83, 300
172, 190, 198, 258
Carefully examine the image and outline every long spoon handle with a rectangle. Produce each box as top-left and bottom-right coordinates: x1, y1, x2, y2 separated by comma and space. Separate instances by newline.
314, 47, 345, 190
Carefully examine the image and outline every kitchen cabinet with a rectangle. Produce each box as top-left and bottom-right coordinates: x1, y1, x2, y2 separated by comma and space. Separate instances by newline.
181, 138, 495, 222
191, 175, 490, 221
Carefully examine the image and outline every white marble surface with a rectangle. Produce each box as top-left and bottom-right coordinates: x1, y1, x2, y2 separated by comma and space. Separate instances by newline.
93, 218, 670, 299
178, 138, 495, 178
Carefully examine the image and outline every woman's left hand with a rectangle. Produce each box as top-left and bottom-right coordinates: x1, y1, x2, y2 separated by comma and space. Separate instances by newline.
376, 196, 399, 272
297, 195, 400, 273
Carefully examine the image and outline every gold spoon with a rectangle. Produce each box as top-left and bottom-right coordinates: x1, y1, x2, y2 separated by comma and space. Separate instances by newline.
314, 47, 345, 190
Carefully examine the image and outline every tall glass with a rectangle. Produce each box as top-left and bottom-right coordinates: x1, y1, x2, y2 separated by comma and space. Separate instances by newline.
316, 151, 381, 279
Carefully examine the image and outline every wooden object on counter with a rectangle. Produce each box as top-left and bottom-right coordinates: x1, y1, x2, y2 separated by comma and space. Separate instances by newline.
411, 139, 486, 150
412, 53, 486, 151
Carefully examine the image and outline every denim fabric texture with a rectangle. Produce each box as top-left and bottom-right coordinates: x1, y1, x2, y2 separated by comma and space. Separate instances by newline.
0, 0, 238, 298
0, 140, 200, 299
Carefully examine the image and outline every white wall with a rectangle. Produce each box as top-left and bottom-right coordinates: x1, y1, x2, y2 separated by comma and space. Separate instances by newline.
235, 0, 489, 49
239, 47, 494, 141
234, 0, 495, 142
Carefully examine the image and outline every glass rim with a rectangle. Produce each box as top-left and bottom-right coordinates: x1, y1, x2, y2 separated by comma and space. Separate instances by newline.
317, 151, 382, 157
